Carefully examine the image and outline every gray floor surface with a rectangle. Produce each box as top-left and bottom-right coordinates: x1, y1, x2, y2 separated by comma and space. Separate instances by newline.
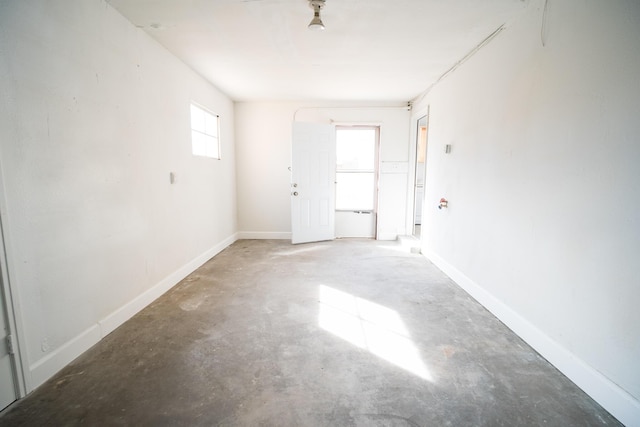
0, 239, 621, 426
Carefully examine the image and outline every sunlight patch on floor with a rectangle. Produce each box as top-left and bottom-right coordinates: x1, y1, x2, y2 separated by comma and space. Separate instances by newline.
318, 285, 433, 381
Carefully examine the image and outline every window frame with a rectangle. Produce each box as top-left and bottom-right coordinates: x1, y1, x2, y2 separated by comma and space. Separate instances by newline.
334, 126, 380, 213
190, 102, 221, 160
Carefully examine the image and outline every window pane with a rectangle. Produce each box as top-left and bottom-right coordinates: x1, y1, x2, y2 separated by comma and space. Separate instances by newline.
206, 136, 219, 158
336, 129, 376, 171
192, 131, 219, 158
191, 130, 207, 156
336, 172, 375, 210
190, 104, 205, 133
191, 103, 220, 159
205, 113, 218, 136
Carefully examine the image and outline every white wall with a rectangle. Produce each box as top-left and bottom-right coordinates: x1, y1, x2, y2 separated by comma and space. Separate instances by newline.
0, 0, 237, 392
416, 0, 640, 424
235, 102, 410, 240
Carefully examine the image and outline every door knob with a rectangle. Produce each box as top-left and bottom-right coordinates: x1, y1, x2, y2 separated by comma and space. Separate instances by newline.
292, 191, 298, 196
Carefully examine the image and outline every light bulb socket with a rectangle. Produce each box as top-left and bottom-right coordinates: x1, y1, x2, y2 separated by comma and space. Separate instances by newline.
308, 0, 326, 30
308, 0, 325, 10
308, 13, 324, 30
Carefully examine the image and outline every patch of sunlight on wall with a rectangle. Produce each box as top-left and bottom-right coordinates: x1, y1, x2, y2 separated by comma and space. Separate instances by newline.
318, 285, 433, 381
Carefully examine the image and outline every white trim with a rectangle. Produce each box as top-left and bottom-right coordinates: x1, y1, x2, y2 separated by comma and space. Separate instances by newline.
27, 233, 238, 391
406, 108, 430, 237
423, 248, 640, 427
377, 232, 398, 241
0, 232, 26, 399
0, 151, 29, 396
329, 121, 383, 127
405, 114, 419, 236
98, 233, 237, 337
29, 325, 101, 389
293, 105, 409, 122
237, 231, 291, 240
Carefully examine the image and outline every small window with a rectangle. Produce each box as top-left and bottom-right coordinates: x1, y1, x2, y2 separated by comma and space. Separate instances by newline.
190, 103, 220, 159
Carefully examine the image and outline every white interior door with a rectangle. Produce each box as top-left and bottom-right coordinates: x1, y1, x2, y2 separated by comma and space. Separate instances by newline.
291, 122, 335, 244
0, 286, 17, 411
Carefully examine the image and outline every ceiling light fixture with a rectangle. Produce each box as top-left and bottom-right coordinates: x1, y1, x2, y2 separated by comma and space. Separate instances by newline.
308, 0, 326, 31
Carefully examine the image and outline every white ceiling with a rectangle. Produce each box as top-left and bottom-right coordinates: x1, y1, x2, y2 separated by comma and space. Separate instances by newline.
107, 0, 529, 102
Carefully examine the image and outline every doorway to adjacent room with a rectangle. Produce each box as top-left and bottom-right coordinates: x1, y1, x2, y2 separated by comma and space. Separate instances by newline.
413, 116, 428, 238
334, 126, 380, 239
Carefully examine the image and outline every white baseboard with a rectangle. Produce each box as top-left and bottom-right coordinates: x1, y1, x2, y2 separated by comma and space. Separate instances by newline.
237, 231, 291, 240
377, 232, 398, 241
424, 248, 640, 427
239, 231, 399, 242
29, 324, 101, 389
27, 233, 238, 391
98, 233, 237, 337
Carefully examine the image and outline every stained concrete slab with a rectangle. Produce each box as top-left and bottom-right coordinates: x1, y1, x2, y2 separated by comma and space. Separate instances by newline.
0, 239, 622, 426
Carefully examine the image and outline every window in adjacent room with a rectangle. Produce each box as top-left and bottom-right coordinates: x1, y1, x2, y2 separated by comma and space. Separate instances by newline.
190, 103, 220, 159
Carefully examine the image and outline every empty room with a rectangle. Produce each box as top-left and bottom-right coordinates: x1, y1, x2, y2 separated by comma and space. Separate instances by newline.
0, 0, 638, 425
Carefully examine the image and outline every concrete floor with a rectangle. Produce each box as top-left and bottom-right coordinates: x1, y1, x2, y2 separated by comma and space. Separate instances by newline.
0, 239, 621, 426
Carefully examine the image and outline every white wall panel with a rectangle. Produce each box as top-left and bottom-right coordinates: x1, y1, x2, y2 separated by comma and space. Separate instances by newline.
0, 0, 237, 391
416, 1, 640, 424
235, 102, 410, 240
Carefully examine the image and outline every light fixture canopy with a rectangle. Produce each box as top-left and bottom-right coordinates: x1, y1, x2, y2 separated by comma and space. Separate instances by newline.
308, 0, 326, 31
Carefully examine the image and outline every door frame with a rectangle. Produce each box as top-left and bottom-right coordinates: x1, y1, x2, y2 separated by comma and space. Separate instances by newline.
334, 125, 381, 239
412, 115, 429, 237
406, 106, 430, 238
0, 163, 27, 405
